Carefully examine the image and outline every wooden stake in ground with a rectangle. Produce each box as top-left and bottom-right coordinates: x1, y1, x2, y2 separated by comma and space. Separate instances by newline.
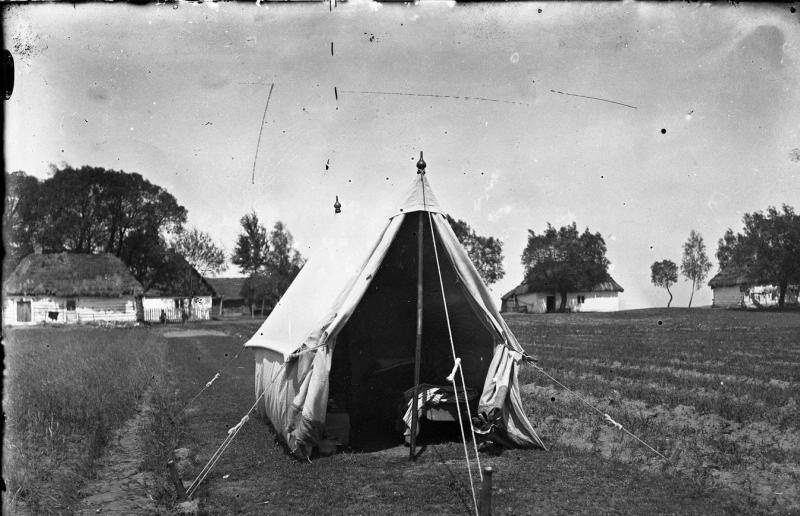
167, 460, 187, 500
479, 466, 493, 516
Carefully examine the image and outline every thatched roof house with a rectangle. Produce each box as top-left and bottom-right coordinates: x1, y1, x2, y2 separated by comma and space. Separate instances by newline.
3, 252, 143, 325
501, 276, 624, 313
708, 266, 798, 308
4, 252, 143, 297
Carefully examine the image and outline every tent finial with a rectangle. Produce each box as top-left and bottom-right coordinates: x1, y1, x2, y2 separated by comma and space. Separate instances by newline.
416, 151, 426, 175
334, 195, 341, 214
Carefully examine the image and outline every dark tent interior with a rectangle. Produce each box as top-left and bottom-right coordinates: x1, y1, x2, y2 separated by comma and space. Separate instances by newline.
329, 213, 498, 448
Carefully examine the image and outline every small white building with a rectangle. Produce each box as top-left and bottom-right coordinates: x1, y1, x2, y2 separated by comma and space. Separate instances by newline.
709, 267, 799, 309
2, 252, 144, 325
141, 252, 216, 322
501, 277, 624, 313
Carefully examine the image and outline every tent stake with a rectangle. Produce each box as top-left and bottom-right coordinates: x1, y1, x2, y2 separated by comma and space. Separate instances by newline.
479, 466, 493, 516
411, 209, 424, 460
167, 460, 187, 500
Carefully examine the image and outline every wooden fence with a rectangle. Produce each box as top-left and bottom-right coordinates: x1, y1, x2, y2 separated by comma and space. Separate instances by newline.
143, 306, 211, 323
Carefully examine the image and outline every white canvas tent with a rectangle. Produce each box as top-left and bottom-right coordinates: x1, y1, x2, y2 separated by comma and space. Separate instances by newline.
245, 162, 544, 457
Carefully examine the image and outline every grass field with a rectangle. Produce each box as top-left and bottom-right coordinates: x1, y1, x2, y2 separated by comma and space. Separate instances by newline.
3, 309, 798, 514
2, 325, 166, 513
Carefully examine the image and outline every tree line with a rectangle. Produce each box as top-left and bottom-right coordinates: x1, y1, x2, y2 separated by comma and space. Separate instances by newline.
650, 205, 799, 309
6, 165, 796, 314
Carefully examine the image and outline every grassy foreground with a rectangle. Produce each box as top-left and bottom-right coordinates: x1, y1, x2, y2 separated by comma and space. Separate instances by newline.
4, 309, 797, 514
156, 310, 797, 514
2, 325, 166, 513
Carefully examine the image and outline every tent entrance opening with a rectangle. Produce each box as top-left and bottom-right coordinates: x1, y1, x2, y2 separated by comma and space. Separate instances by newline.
329, 213, 495, 448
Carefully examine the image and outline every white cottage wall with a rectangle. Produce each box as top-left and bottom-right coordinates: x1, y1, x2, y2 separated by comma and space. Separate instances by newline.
3, 296, 137, 325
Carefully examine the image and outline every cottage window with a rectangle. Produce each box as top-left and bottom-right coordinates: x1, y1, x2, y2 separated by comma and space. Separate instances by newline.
577, 295, 585, 304
66, 298, 76, 311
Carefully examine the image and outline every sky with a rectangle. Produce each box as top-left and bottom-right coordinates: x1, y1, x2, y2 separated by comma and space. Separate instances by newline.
5, 1, 800, 310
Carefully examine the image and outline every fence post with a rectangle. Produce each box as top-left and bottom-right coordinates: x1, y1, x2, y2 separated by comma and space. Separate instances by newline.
479, 466, 493, 516
167, 460, 187, 500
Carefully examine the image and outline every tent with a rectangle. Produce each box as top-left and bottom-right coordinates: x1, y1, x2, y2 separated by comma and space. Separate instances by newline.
244, 160, 544, 457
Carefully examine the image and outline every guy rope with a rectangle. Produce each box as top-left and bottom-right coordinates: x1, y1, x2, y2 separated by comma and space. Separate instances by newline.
530, 363, 668, 461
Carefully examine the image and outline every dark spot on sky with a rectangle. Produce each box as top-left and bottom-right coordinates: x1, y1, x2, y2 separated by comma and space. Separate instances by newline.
791, 6, 796, 13
600, 175, 604, 179
199, 72, 230, 91
538, 8, 542, 13
550, 396, 555, 402
661, 128, 667, 134
657, 320, 663, 326
88, 85, 109, 102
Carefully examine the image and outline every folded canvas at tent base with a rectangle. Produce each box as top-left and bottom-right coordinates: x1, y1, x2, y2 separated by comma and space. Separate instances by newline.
245, 174, 545, 457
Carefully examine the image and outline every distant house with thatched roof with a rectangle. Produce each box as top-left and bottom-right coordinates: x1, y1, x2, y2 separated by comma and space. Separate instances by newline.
204, 277, 248, 317
708, 267, 799, 309
141, 252, 217, 322
2, 252, 144, 325
500, 276, 624, 313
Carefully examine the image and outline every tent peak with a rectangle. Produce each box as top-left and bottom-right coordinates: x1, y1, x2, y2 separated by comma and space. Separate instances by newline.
416, 151, 426, 175
393, 171, 442, 217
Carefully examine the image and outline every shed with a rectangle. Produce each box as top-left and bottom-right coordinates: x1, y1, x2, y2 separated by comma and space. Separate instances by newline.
708, 267, 799, 308
205, 277, 248, 317
3, 252, 144, 325
501, 277, 624, 313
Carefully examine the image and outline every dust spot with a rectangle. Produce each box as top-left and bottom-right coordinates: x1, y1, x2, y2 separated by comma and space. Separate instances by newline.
11, 19, 48, 63
510, 52, 519, 64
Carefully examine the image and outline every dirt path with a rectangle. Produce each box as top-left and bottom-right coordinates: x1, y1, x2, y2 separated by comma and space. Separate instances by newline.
76, 390, 158, 515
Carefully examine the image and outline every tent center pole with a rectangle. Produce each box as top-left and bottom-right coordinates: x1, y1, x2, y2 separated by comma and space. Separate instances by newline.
410, 210, 424, 460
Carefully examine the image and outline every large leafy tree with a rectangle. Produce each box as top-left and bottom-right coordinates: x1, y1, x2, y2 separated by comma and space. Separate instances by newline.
716, 205, 800, 309
650, 259, 679, 308
4, 165, 188, 300
521, 222, 610, 312
29, 165, 187, 256
3, 171, 42, 275
681, 230, 712, 308
445, 214, 505, 286
170, 226, 227, 277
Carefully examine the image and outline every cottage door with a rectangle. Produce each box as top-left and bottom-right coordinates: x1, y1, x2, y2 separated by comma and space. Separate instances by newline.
546, 296, 556, 313
17, 301, 31, 322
